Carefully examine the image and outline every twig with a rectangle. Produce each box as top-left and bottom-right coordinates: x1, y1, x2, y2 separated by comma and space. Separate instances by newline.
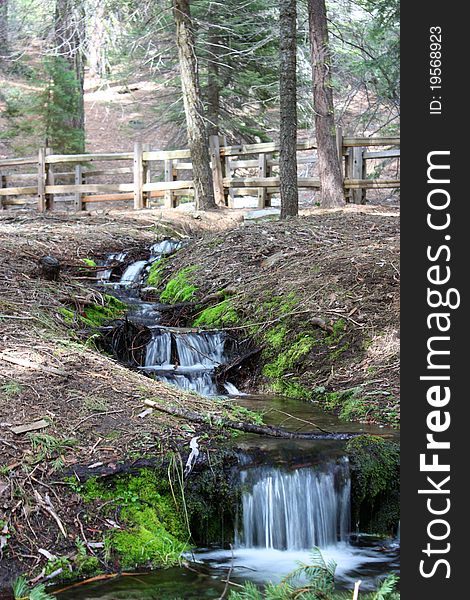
73, 409, 125, 430
270, 409, 333, 434
218, 544, 235, 600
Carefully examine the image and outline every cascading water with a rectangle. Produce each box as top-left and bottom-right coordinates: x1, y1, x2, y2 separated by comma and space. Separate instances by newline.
97, 252, 127, 281
120, 260, 149, 285
143, 331, 227, 395
194, 455, 394, 588
236, 460, 351, 551
145, 331, 172, 367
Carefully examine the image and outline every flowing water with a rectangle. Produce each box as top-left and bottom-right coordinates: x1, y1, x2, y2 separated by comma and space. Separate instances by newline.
53, 246, 400, 598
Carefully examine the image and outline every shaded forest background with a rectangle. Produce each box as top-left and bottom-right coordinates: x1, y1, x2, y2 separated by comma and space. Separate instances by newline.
0, 0, 399, 156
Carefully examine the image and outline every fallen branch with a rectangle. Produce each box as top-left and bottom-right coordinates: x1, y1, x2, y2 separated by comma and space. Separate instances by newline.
0, 353, 70, 376
143, 399, 358, 440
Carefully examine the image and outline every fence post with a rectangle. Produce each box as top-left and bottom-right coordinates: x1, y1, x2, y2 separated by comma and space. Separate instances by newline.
164, 159, 175, 208
225, 155, 235, 208
220, 136, 229, 207
336, 125, 344, 180
1, 173, 7, 210
257, 152, 268, 208
208, 134, 225, 206
74, 165, 83, 211
142, 143, 151, 207
38, 147, 46, 213
348, 146, 366, 204
133, 141, 144, 210
45, 148, 54, 211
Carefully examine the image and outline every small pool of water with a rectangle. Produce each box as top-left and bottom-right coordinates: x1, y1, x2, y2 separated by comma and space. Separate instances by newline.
53, 395, 399, 599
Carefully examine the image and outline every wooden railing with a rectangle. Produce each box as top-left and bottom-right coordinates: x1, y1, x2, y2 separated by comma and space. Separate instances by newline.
0, 132, 400, 211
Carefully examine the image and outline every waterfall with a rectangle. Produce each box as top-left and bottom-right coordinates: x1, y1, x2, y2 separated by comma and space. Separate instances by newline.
97, 252, 127, 281
120, 260, 148, 285
145, 332, 172, 367
175, 332, 225, 369
224, 382, 246, 396
143, 331, 227, 396
237, 460, 351, 551
150, 240, 182, 259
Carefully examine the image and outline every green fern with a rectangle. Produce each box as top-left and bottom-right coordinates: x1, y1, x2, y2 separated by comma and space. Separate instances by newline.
373, 574, 400, 600
12, 576, 54, 600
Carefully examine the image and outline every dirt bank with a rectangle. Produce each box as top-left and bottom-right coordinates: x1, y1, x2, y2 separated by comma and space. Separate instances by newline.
148, 206, 400, 425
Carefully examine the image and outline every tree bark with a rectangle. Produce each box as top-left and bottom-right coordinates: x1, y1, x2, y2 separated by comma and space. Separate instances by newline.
0, 0, 7, 61
279, 0, 299, 219
88, 0, 108, 78
55, 0, 86, 152
206, 25, 221, 137
308, 0, 345, 208
173, 0, 216, 210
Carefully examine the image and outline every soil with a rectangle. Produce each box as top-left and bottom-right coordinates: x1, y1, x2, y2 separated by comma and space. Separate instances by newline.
0, 204, 399, 587
151, 205, 400, 422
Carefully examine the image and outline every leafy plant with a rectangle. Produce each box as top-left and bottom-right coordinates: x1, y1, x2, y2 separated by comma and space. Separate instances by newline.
12, 576, 54, 600
229, 548, 400, 599
27, 433, 77, 466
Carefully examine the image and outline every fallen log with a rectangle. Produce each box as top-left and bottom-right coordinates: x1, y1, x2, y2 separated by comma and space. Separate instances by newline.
143, 399, 359, 440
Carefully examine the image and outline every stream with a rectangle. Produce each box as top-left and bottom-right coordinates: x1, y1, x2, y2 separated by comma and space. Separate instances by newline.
56, 242, 399, 598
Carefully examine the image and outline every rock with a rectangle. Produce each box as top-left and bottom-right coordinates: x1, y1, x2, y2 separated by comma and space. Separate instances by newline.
39, 255, 61, 280
243, 208, 281, 224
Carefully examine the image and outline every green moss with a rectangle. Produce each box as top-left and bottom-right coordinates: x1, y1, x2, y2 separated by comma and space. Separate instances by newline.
82, 294, 127, 327
317, 387, 371, 421
45, 556, 73, 579
324, 319, 350, 361
82, 468, 189, 569
111, 505, 188, 568
193, 299, 238, 328
270, 380, 312, 399
263, 334, 316, 379
59, 294, 127, 329
146, 258, 167, 287
264, 324, 287, 349
262, 292, 298, 316
227, 404, 264, 425
160, 266, 198, 304
346, 435, 400, 534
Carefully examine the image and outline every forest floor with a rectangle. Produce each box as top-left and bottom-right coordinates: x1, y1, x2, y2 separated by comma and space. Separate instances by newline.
0, 204, 399, 587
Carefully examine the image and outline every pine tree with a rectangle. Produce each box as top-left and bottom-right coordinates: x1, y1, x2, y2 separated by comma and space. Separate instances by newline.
279, 0, 299, 219
172, 0, 216, 210
308, 0, 345, 208
37, 56, 85, 153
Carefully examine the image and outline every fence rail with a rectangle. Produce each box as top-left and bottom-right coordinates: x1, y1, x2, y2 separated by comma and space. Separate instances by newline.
0, 131, 400, 211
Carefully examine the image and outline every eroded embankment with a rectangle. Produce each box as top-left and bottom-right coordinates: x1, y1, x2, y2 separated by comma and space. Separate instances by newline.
140, 208, 400, 425
0, 211, 256, 586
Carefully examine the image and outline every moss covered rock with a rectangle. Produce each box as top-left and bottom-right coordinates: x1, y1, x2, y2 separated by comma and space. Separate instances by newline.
346, 435, 400, 535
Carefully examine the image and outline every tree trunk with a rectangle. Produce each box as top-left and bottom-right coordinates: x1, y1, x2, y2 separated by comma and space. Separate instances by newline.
279, 0, 299, 219
88, 0, 108, 78
173, 0, 216, 210
308, 0, 345, 208
206, 29, 221, 137
0, 0, 8, 61
55, 0, 85, 152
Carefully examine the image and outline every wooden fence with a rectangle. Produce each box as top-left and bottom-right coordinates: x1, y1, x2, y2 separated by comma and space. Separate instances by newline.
0, 131, 400, 211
